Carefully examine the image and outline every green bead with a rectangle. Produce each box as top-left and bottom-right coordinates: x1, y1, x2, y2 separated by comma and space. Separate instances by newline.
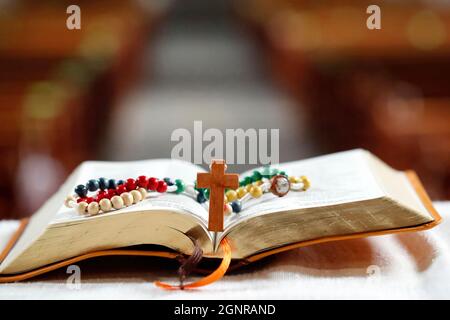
239, 180, 246, 187
244, 176, 253, 185
251, 170, 262, 181
175, 179, 185, 194
205, 189, 210, 199
279, 170, 287, 177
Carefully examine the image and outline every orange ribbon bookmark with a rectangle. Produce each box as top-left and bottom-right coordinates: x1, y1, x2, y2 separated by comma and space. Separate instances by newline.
155, 238, 232, 290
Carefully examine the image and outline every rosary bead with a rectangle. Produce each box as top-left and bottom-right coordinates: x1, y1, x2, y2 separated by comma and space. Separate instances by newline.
108, 179, 117, 189
108, 188, 118, 198
77, 202, 88, 215
64, 195, 75, 208
125, 178, 137, 191
75, 184, 88, 197
96, 190, 108, 201
116, 185, 127, 195
111, 195, 124, 209
137, 176, 148, 188
236, 187, 247, 199
249, 186, 263, 198
288, 176, 299, 184
163, 178, 174, 186
253, 180, 263, 186
148, 177, 158, 191
205, 189, 210, 199
156, 180, 168, 193
252, 170, 262, 182
121, 192, 133, 206
245, 184, 254, 192
86, 197, 95, 204
230, 200, 242, 213
87, 179, 100, 192
197, 190, 207, 203
117, 180, 125, 186
130, 190, 142, 203
225, 190, 237, 202
138, 187, 147, 199
224, 203, 233, 215
175, 179, 185, 194
98, 178, 108, 190
244, 176, 253, 185
77, 197, 87, 203
301, 176, 311, 191
87, 201, 100, 215
99, 198, 112, 212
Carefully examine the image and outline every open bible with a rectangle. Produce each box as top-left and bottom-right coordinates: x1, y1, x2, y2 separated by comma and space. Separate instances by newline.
0, 149, 441, 281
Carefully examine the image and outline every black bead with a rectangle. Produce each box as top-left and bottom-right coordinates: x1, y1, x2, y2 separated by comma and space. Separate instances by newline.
75, 184, 88, 197
98, 178, 108, 190
231, 201, 242, 213
108, 179, 117, 189
163, 177, 174, 186
87, 179, 99, 192
197, 192, 207, 203
117, 180, 125, 186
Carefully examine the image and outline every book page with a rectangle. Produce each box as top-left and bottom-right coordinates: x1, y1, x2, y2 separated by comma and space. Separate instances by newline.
51, 158, 208, 224
224, 149, 385, 230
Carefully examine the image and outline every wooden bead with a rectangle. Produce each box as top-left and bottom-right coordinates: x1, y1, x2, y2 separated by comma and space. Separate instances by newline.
87, 202, 100, 215
301, 176, 311, 191
77, 202, 88, 215
99, 198, 112, 212
289, 176, 301, 184
245, 184, 253, 192
111, 195, 124, 209
138, 187, 147, 199
121, 192, 133, 206
224, 203, 232, 216
225, 190, 237, 202
130, 190, 142, 204
249, 186, 263, 198
237, 187, 247, 199
64, 195, 76, 208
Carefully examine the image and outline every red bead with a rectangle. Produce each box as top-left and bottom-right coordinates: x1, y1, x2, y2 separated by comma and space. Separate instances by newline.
96, 190, 108, 201
86, 197, 94, 204
116, 185, 126, 195
156, 180, 167, 193
77, 197, 87, 203
125, 178, 137, 191
148, 177, 158, 191
137, 175, 148, 188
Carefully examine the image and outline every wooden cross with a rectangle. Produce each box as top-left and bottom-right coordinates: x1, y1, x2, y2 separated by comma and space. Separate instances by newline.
197, 159, 239, 232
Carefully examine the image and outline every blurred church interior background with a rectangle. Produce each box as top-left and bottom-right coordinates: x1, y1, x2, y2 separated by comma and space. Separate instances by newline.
0, 0, 449, 218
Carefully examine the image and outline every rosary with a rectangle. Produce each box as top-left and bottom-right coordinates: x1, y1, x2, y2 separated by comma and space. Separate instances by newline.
64, 160, 310, 290
64, 164, 310, 219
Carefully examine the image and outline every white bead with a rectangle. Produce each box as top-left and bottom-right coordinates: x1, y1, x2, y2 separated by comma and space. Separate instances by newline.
130, 190, 142, 204
121, 192, 133, 206
99, 198, 112, 212
111, 195, 124, 209
87, 202, 100, 215
64, 195, 76, 208
77, 202, 88, 215
138, 187, 147, 199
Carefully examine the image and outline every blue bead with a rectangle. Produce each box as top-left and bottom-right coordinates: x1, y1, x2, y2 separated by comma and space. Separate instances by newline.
197, 192, 207, 203
117, 180, 125, 186
75, 184, 88, 197
108, 179, 117, 189
87, 179, 99, 192
231, 201, 242, 213
163, 177, 174, 186
98, 178, 108, 190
